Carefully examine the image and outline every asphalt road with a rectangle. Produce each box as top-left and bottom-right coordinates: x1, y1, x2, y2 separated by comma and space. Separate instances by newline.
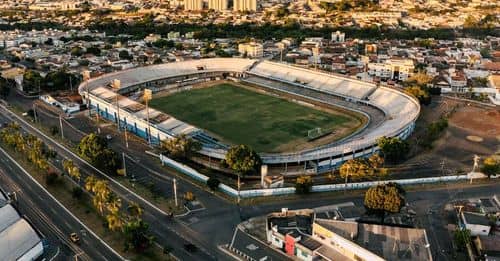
2, 96, 500, 261
0, 104, 219, 260
0, 148, 121, 261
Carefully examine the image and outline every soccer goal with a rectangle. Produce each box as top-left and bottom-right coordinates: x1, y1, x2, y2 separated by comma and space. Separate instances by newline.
307, 127, 323, 140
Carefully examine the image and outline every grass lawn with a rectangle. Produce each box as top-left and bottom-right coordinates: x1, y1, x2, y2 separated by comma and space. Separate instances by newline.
149, 83, 362, 152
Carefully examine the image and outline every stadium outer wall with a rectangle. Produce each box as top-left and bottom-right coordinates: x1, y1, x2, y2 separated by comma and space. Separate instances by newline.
78, 58, 420, 173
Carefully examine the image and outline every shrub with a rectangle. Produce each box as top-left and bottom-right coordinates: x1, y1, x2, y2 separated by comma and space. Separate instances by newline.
295, 175, 313, 194
206, 177, 221, 191
72, 187, 84, 200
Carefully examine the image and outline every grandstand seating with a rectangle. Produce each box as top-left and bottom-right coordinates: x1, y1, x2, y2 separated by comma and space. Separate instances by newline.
80, 58, 420, 166
249, 61, 377, 100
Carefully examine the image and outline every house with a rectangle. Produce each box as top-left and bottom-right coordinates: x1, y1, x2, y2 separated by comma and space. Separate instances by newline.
460, 211, 492, 236
474, 236, 500, 261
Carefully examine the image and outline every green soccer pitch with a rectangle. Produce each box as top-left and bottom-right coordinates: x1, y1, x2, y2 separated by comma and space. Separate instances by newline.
149, 83, 364, 152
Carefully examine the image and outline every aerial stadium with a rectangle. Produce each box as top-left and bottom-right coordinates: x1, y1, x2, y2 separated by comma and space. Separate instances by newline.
78, 58, 420, 173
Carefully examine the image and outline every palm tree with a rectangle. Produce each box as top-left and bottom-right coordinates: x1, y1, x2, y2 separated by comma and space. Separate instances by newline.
63, 159, 81, 182
106, 212, 124, 231
106, 194, 122, 214
85, 175, 98, 192
127, 202, 143, 220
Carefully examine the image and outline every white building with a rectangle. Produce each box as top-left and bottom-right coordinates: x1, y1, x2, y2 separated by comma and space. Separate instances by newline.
461, 212, 491, 236
331, 31, 345, 43
367, 59, 414, 81
233, 0, 257, 12
238, 42, 263, 58
184, 0, 203, 11
208, 0, 228, 11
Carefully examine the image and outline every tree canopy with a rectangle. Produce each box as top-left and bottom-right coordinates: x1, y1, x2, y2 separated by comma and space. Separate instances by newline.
160, 134, 201, 160
77, 133, 119, 174
224, 145, 261, 176
406, 86, 431, 105
481, 156, 499, 177
295, 175, 313, 194
0, 76, 11, 98
377, 136, 410, 163
22, 70, 43, 94
364, 182, 405, 222
339, 154, 386, 181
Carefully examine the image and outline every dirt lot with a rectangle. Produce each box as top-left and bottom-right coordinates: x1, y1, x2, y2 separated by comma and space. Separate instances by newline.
399, 97, 499, 176
450, 106, 500, 139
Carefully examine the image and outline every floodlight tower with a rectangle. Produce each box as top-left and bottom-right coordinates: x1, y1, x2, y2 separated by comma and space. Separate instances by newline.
144, 89, 153, 145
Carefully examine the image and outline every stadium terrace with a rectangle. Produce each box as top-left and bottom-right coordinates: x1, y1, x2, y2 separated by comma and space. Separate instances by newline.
79, 58, 420, 173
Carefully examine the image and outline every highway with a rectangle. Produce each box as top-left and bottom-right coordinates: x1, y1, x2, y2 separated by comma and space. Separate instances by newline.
0, 147, 122, 261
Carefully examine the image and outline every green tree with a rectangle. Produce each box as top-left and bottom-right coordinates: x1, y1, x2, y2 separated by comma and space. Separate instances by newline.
71, 187, 84, 200
339, 158, 374, 181
224, 145, 261, 176
295, 175, 313, 194
45, 69, 80, 91
86, 46, 101, 56
127, 202, 144, 221
481, 157, 499, 178
404, 72, 433, 88
22, 70, 43, 94
364, 182, 405, 223
119, 50, 132, 60
480, 48, 491, 58
453, 229, 471, 251
70, 46, 85, 57
0, 76, 11, 98
77, 133, 119, 174
406, 86, 431, 105
206, 177, 221, 191
160, 134, 201, 160
368, 153, 384, 170
63, 159, 81, 182
377, 136, 410, 163
123, 220, 154, 253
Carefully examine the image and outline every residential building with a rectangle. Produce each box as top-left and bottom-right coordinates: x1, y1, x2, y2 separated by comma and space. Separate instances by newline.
474, 236, 500, 261
460, 211, 492, 236
184, 0, 203, 11
238, 42, 263, 58
331, 31, 345, 43
233, 0, 257, 12
208, 0, 228, 11
367, 59, 414, 81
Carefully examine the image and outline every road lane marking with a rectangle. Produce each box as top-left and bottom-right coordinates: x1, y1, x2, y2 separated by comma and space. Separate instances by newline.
0, 147, 126, 261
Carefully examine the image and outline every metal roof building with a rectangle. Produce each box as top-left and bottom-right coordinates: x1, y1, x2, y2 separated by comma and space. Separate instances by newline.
0, 191, 44, 261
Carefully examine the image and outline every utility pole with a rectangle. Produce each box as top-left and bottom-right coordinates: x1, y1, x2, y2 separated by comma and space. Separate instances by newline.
124, 127, 129, 148
32, 104, 37, 123
173, 178, 178, 207
115, 94, 120, 131
237, 175, 241, 204
96, 109, 101, 134
59, 114, 64, 139
86, 80, 91, 117
69, 75, 73, 93
122, 152, 127, 177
